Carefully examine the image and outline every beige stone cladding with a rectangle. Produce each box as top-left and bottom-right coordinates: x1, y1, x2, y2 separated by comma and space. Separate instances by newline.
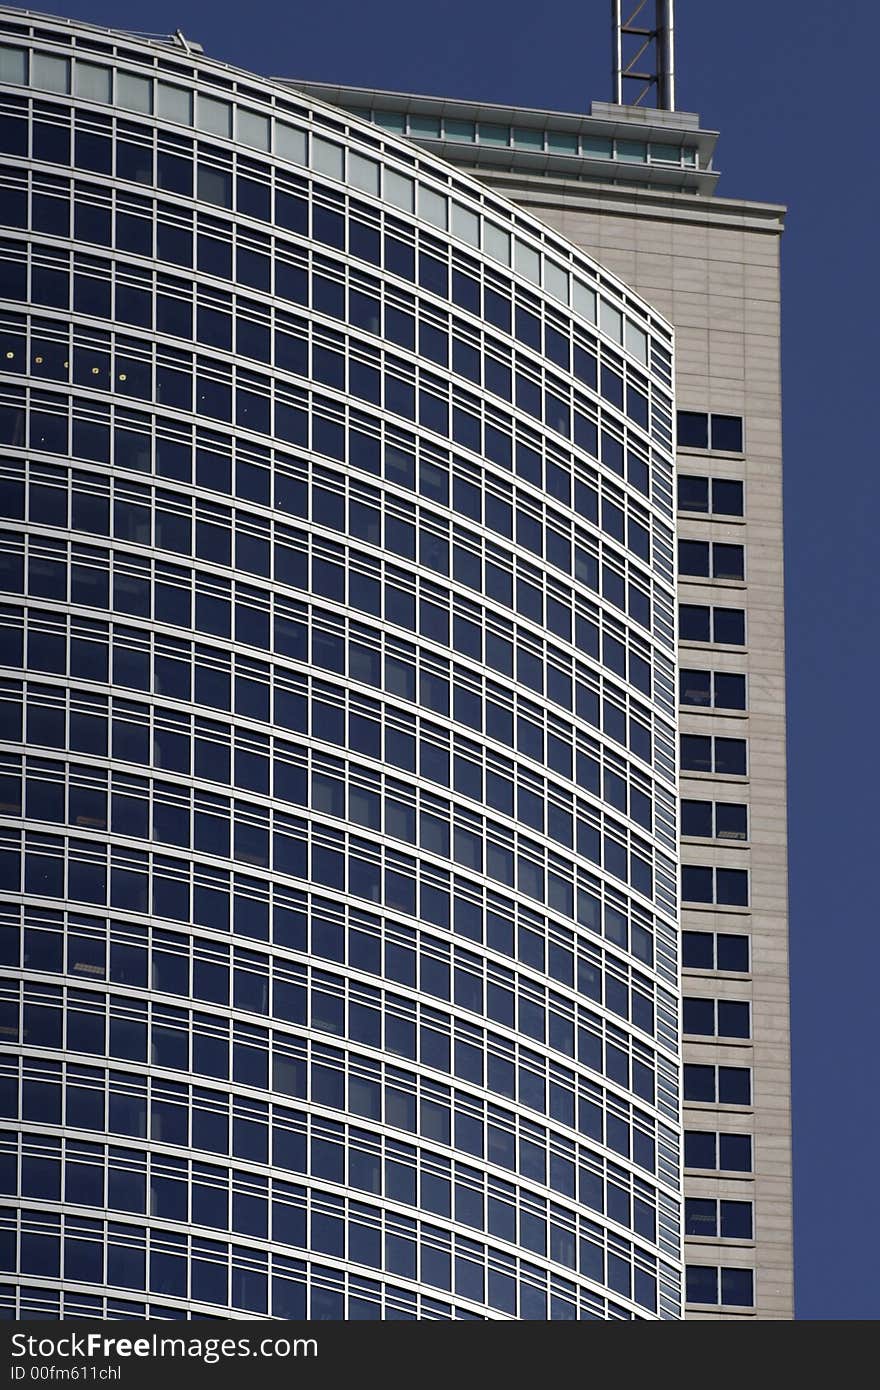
465, 172, 792, 1320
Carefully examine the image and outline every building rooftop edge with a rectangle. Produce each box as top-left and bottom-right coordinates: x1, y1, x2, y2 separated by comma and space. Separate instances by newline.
277, 80, 719, 148
472, 167, 787, 222
275, 80, 715, 137
279, 79, 720, 197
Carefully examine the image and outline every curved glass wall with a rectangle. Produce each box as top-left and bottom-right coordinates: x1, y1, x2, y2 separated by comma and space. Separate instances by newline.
0, 9, 682, 1320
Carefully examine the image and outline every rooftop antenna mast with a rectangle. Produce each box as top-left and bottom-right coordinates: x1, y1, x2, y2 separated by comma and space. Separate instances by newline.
612, 0, 675, 110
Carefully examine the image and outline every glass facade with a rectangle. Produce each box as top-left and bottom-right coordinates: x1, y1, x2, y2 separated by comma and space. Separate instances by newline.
0, 10, 681, 1320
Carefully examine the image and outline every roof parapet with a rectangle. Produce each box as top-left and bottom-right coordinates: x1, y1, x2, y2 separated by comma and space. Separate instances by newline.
280, 81, 720, 196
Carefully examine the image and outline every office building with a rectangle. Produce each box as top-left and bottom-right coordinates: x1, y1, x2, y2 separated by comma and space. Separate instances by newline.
0, 1, 791, 1321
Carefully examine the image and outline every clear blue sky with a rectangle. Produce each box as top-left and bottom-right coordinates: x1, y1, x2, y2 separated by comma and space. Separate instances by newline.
26, 0, 880, 1319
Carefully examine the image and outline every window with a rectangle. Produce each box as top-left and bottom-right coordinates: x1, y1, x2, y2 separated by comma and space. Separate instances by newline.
686, 1265, 754, 1307
677, 475, 708, 511
683, 997, 751, 1039
681, 802, 747, 842
677, 413, 744, 454
684, 1130, 752, 1172
682, 866, 749, 907
710, 418, 744, 453
680, 735, 747, 776
683, 931, 749, 973
711, 479, 744, 516
679, 605, 745, 646
683, 1065, 751, 1105
677, 474, 744, 517
685, 1198, 753, 1239
678, 541, 744, 581
680, 670, 746, 711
